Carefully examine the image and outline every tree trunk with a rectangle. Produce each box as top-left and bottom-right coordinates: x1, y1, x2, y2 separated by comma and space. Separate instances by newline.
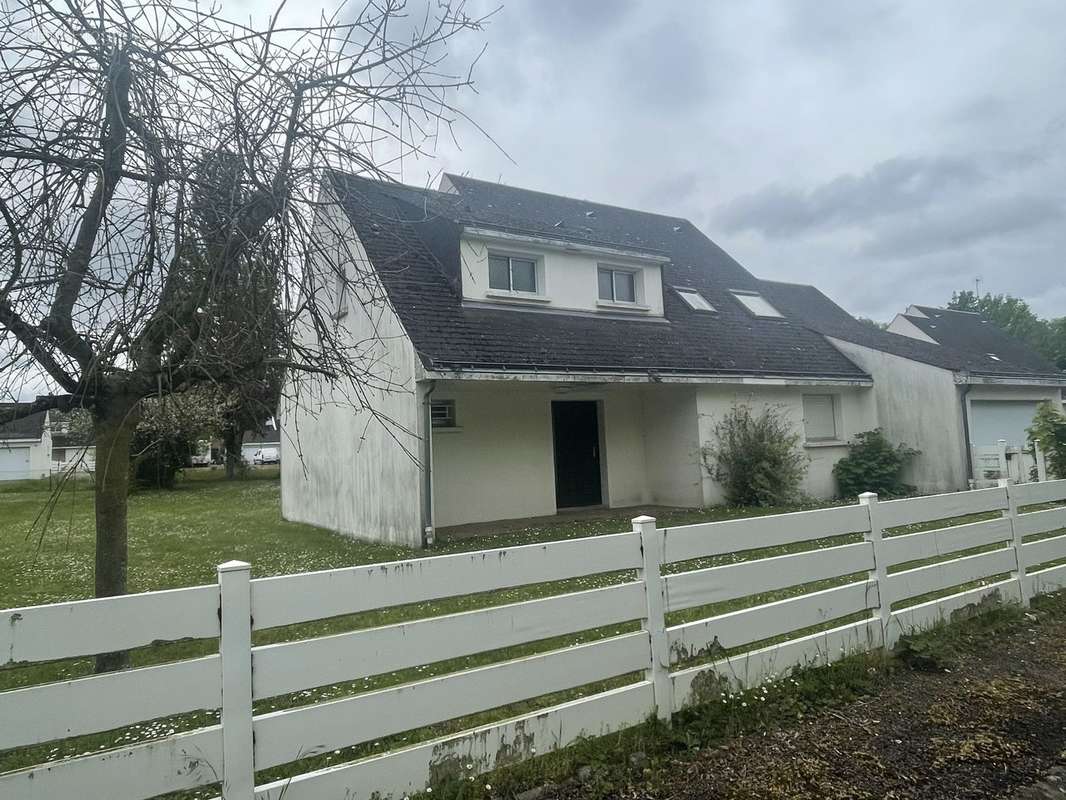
224, 425, 241, 480
93, 396, 141, 673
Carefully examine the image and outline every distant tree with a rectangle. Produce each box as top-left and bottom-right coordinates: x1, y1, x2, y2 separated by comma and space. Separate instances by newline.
857, 317, 888, 331
949, 290, 1066, 369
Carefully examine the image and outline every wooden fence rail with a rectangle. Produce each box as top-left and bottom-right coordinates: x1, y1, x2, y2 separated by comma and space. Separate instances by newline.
3, 479, 1066, 800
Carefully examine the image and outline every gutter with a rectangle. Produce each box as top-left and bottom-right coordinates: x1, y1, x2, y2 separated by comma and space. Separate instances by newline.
961, 383, 975, 487
419, 380, 436, 548
423, 365, 873, 387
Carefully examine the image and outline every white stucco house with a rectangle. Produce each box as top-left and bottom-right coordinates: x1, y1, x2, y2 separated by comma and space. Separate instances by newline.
281, 172, 1063, 547
0, 408, 52, 481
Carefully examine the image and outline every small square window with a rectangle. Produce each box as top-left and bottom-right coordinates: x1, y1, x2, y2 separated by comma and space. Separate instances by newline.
675, 288, 715, 312
431, 400, 457, 429
803, 395, 837, 442
488, 254, 538, 293
732, 290, 783, 318
598, 267, 638, 303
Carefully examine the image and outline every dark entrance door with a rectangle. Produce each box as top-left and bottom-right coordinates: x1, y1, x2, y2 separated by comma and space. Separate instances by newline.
551, 401, 603, 508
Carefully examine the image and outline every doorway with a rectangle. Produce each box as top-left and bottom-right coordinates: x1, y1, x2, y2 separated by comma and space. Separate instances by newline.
551, 400, 603, 508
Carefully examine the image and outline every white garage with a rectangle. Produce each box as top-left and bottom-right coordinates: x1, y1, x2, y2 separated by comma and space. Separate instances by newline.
969, 399, 1042, 448
0, 446, 31, 481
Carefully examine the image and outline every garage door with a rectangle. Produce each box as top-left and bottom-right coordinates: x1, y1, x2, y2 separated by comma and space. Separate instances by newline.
0, 446, 31, 481
970, 400, 1042, 448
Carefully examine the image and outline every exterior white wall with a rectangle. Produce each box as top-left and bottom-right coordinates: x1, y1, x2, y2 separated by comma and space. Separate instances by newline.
695, 385, 876, 504
642, 387, 703, 507
280, 198, 424, 547
430, 382, 656, 528
459, 236, 665, 317
828, 338, 969, 493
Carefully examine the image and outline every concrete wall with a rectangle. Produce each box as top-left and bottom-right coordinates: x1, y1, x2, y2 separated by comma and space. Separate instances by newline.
430, 382, 656, 528
459, 236, 665, 316
828, 338, 969, 493
280, 200, 424, 547
695, 384, 876, 504
643, 387, 703, 507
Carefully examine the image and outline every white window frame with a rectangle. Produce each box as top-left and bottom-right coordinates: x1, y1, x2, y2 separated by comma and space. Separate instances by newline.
675, 288, 716, 312
334, 270, 348, 319
430, 399, 458, 430
487, 252, 541, 296
802, 394, 840, 443
597, 266, 639, 303
731, 290, 784, 319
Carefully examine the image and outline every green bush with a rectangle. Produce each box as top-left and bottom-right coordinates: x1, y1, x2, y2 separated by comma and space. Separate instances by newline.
704, 404, 807, 506
833, 429, 919, 499
129, 429, 190, 490
1028, 401, 1066, 479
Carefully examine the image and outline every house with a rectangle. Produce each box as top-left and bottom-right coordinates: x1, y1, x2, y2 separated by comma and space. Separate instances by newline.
0, 407, 52, 481
762, 286, 1066, 490
281, 173, 887, 547
50, 431, 96, 473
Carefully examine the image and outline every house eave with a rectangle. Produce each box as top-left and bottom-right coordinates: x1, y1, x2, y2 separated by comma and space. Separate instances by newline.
954, 372, 1066, 387
422, 365, 873, 387
461, 225, 670, 265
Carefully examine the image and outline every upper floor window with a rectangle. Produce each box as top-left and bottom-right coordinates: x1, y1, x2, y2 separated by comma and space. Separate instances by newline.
598, 267, 636, 303
489, 254, 537, 293
731, 290, 783, 318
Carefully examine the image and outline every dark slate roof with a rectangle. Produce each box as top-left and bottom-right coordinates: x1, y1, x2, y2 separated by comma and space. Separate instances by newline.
0, 409, 47, 441
760, 281, 1064, 380
899, 306, 1060, 374
328, 172, 869, 380
243, 427, 280, 445
51, 431, 93, 448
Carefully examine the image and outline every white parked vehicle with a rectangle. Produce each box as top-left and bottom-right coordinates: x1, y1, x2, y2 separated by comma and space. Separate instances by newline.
253, 447, 280, 465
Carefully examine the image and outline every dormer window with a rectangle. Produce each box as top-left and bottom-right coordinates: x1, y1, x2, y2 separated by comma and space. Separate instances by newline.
489, 254, 537, 293
731, 290, 783, 319
598, 267, 636, 303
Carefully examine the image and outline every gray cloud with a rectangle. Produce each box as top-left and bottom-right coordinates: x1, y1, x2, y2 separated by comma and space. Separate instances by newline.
371, 0, 1066, 321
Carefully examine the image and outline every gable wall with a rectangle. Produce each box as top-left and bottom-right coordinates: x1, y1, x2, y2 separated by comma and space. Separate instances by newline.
280, 194, 424, 547
827, 337, 969, 493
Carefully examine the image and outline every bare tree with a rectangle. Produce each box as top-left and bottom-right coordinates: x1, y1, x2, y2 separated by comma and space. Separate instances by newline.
0, 0, 485, 669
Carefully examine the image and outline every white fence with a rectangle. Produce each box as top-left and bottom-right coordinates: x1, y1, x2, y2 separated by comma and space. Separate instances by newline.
3, 480, 1066, 800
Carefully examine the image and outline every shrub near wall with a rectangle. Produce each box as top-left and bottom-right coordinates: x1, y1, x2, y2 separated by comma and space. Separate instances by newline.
1029, 401, 1066, 479
834, 429, 919, 499
704, 403, 807, 506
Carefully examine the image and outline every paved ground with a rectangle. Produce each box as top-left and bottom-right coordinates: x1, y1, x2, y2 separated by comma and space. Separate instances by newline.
548, 598, 1066, 800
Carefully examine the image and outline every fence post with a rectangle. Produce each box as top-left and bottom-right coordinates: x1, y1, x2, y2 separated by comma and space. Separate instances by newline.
218, 560, 255, 800
858, 493, 894, 649
633, 515, 672, 722
998, 479, 1031, 607
998, 439, 1009, 482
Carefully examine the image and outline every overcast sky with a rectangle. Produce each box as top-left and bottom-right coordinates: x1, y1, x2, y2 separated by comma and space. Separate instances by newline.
355, 0, 1066, 322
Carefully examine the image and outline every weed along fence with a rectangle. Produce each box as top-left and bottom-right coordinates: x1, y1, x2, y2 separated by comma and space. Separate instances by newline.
3, 481, 1066, 799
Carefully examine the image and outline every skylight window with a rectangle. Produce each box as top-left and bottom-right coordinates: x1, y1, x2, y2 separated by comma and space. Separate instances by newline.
676, 288, 715, 312
731, 290, 783, 318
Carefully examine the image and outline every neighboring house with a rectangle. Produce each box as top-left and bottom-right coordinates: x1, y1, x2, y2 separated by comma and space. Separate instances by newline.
282, 173, 883, 546
763, 286, 1066, 491
241, 424, 281, 464
0, 407, 52, 481
50, 431, 96, 473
